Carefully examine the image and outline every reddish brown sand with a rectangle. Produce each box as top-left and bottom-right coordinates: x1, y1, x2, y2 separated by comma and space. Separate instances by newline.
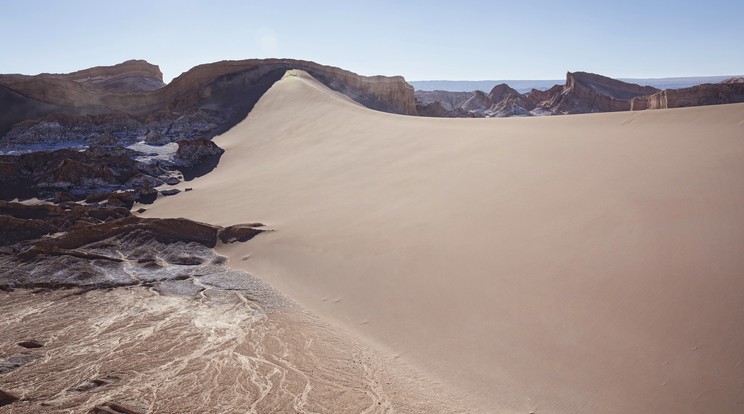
144, 70, 744, 413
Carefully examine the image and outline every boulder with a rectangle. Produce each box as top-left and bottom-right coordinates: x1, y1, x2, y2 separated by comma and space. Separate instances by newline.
160, 189, 180, 196
173, 138, 224, 168
172, 138, 225, 180
218, 224, 265, 243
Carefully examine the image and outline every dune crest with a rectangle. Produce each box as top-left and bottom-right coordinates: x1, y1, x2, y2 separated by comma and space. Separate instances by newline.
144, 70, 744, 413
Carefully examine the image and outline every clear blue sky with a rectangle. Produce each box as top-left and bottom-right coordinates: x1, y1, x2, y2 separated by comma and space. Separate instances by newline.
1, 0, 742, 82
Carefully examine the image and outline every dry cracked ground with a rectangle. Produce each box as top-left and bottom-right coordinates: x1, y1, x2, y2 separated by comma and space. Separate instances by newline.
0, 281, 472, 414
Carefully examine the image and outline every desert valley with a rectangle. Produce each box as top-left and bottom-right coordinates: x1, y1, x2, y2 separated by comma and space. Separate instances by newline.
0, 55, 743, 414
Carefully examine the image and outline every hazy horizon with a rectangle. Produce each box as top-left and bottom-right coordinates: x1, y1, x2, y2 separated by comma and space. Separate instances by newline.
2, 0, 743, 83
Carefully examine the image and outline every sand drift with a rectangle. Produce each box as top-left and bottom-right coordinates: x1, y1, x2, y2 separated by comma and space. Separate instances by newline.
144, 70, 744, 413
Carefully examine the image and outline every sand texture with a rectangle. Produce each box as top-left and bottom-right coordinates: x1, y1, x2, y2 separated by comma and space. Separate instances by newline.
143, 71, 744, 413
0, 286, 468, 413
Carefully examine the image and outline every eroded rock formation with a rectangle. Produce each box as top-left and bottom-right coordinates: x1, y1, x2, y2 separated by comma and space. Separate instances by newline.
542, 72, 659, 114
415, 71, 744, 117
4, 60, 741, 205
721, 76, 744, 84
0, 58, 416, 147
46, 59, 166, 92
460, 90, 492, 112
0, 200, 266, 291
0, 59, 415, 203
632, 81, 744, 109
414, 90, 473, 112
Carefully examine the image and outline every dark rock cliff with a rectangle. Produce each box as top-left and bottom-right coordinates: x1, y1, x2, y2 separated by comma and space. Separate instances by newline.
632, 81, 744, 110
542, 72, 659, 114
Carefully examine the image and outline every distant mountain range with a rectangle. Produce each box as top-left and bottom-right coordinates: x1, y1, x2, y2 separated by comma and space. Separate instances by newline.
415, 72, 744, 118
409, 75, 743, 93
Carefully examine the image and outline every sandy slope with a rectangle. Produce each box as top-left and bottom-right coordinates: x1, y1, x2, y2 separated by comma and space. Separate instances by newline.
143, 70, 744, 413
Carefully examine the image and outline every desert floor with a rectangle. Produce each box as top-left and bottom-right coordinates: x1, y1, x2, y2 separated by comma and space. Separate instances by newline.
139, 71, 744, 413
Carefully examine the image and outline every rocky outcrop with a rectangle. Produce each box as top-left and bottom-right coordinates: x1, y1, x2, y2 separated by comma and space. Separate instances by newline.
0, 202, 130, 246
416, 101, 451, 117
172, 138, 224, 180
0, 389, 19, 407
487, 84, 524, 105
0, 200, 264, 250
0, 200, 266, 291
0, 59, 417, 144
631, 81, 744, 110
417, 84, 536, 117
484, 84, 534, 117
460, 90, 492, 113
721, 77, 744, 84
0, 137, 224, 202
0, 61, 164, 140
541, 72, 659, 114
1, 110, 223, 151
48, 59, 165, 92
414, 90, 473, 111
0, 60, 164, 97
0, 146, 167, 201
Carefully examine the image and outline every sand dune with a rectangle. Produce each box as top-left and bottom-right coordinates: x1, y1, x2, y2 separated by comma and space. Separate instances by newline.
143, 70, 744, 413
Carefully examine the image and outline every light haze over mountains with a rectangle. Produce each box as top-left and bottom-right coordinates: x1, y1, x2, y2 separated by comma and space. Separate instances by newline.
411, 75, 744, 93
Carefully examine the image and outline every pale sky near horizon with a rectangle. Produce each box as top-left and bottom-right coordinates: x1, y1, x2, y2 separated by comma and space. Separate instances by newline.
1, 0, 742, 83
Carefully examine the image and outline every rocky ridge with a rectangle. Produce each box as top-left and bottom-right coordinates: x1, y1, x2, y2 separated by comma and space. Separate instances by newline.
0, 59, 416, 202
0, 58, 416, 145
415, 71, 744, 117
631, 81, 744, 110
721, 76, 744, 84
0, 200, 267, 293
45, 59, 166, 92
